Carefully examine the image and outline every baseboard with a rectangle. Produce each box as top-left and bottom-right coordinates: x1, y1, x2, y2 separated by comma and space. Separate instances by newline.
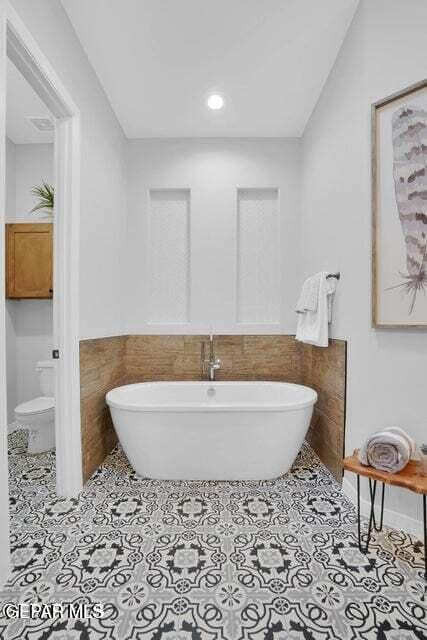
342, 475, 423, 539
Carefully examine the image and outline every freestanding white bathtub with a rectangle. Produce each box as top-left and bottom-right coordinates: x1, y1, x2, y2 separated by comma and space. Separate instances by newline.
106, 381, 317, 481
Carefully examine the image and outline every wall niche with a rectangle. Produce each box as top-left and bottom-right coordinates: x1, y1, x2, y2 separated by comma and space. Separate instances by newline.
148, 189, 191, 324
237, 188, 280, 325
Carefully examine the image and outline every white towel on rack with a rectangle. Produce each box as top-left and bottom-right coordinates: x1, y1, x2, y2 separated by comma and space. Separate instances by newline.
295, 271, 336, 347
295, 275, 318, 313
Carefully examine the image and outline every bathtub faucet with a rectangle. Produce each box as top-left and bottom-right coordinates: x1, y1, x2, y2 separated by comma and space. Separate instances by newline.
204, 335, 221, 381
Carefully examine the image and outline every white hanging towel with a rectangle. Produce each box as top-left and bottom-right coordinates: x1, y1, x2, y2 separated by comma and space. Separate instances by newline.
295, 271, 336, 347
295, 276, 318, 313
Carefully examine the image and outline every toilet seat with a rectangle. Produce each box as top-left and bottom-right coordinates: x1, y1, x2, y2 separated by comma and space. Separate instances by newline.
15, 396, 55, 417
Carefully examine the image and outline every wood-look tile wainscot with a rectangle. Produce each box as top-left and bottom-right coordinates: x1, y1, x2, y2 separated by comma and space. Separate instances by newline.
125, 335, 302, 384
79, 337, 127, 482
80, 335, 347, 484
302, 340, 347, 483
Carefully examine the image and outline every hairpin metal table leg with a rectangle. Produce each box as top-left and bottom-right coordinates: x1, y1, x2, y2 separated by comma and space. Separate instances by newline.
369, 478, 385, 532
423, 494, 426, 581
363, 479, 377, 554
357, 474, 362, 552
356, 475, 385, 554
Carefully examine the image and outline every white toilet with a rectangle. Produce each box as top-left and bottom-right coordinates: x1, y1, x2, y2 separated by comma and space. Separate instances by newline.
14, 360, 55, 454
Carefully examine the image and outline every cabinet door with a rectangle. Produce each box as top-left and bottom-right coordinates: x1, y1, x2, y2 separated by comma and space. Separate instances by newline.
6, 224, 53, 298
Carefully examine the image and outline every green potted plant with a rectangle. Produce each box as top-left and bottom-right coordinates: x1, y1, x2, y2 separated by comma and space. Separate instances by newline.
31, 182, 54, 214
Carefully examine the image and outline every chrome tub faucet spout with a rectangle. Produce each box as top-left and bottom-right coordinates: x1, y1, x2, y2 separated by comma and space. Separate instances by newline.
203, 335, 221, 381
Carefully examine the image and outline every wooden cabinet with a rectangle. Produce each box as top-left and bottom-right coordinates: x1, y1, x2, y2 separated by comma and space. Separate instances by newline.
6, 223, 53, 299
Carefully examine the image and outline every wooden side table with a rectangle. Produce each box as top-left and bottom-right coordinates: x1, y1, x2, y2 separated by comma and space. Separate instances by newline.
343, 450, 427, 580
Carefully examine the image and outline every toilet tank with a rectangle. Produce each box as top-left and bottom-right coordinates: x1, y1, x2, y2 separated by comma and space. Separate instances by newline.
36, 360, 55, 396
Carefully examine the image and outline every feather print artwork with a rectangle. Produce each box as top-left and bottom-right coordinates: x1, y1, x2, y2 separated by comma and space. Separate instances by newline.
389, 103, 427, 313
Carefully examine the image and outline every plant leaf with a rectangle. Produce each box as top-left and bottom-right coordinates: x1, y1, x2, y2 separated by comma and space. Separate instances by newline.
31, 182, 54, 212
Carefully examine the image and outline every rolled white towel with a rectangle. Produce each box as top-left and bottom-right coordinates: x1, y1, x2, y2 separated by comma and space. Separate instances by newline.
358, 427, 416, 473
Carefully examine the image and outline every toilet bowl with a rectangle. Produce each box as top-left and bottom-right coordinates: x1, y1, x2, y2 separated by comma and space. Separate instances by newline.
14, 360, 55, 454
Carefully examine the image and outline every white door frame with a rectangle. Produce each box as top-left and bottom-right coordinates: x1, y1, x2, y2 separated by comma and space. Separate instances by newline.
1, 5, 82, 521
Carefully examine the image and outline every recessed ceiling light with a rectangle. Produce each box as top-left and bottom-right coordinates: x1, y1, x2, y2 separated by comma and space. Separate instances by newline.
207, 94, 224, 110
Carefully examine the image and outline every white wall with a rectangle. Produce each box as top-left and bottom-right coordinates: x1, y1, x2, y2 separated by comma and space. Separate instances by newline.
7, 299, 53, 418
5, 301, 17, 424
14, 143, 53, 220
301, 0, 427, 531
5, 137, 15, 217
5, 139, 54, 422
10, 0, 128, 339
125, 138, 302, 334
14, 300, 53, 404
6, 139, 53, 223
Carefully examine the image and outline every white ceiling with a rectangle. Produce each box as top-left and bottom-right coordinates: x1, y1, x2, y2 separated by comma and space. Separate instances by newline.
6, 59, 54, 144
61, 0, 359, 138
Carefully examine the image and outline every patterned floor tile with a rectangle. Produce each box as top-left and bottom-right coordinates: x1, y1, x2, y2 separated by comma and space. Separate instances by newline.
0, 430, 425, 639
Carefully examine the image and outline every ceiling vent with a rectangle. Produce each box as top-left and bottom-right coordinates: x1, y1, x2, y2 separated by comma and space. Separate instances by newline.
26, 116, 55, 132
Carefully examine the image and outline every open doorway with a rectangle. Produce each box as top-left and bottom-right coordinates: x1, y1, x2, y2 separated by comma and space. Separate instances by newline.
4, 6, 82, 497
5, 56, 57, 502
0, 6, 82, 581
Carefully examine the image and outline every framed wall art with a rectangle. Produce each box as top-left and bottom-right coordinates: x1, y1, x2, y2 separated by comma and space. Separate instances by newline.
372, 79, 427, 327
